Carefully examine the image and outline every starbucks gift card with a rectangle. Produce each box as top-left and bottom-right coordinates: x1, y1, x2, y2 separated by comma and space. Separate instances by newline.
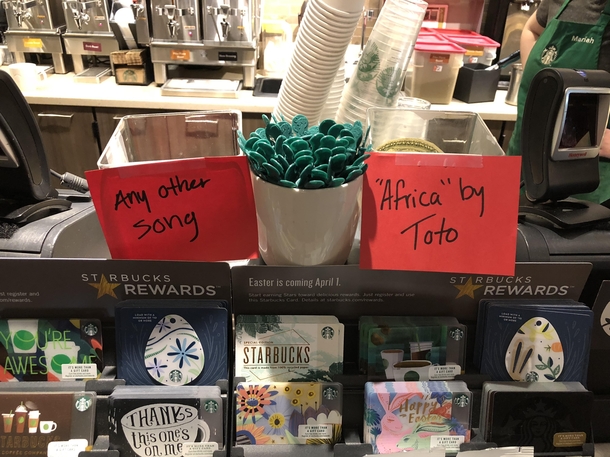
109, 385, 223, 457
476, 301, 593, 383
480, 382, 592, 452
363, 381, 472, 454
0, 390, 97, 456
0, 319, 103, 382
235, 381, 343, 445
235, 315, 344, 382
115, 300, 229, 386
359, 316, 466, 380
473, 299, 584, 369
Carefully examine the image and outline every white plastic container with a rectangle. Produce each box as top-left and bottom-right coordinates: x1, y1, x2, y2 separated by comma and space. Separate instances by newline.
408, 41, 465, 104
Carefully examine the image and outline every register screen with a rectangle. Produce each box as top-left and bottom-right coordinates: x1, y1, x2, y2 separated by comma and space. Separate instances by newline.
559, 93, 599, 149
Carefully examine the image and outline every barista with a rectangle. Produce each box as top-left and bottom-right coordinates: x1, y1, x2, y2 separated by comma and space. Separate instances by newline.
507, 0, 610, 204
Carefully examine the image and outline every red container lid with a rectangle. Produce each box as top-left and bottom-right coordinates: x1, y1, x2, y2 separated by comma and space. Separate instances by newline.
414, 41, 466, 54
444, 34, 500, 48
433, 28, 479, 38
419, 27, 444, 35
416, 32, 450, 45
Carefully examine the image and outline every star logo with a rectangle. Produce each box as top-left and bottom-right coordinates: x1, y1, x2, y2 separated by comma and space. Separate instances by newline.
88, 274, 121, 299
454, 277, 483, 299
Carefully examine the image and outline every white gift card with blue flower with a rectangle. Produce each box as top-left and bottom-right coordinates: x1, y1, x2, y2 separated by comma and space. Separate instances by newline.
115, 300, 229, 386
145, 314, 205, 385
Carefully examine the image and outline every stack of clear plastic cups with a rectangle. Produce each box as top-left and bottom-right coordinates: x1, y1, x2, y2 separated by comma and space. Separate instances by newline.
336, 0, 428, 126
273, 0, 364, 124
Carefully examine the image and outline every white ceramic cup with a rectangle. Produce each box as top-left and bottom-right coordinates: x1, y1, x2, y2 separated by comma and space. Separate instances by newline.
380, 349, 405, 379
393, 360, 432, 381
8, 63, 46, 92
39, 420, 58, 433
251, 173, 363, 266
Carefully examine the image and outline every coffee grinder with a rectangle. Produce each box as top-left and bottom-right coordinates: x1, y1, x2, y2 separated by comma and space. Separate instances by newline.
150, 0, 261, 91
2, 0, 70, 73
61, 0, 120, 80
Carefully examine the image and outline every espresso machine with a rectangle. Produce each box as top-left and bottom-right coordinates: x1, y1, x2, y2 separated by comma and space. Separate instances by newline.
150, 0, 261, 91
61, 0, 120, 80
2, 0, 70, 73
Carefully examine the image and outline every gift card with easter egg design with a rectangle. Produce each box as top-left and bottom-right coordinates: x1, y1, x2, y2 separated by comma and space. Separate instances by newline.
115, 300, 228, 386
478, 302, 593, 383
0, 319, 103, 382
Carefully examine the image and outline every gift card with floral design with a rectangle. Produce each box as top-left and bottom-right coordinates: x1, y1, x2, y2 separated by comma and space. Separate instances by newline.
235, 381, 342, 445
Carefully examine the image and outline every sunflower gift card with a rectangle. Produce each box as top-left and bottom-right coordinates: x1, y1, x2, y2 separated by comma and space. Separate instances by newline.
234, 381, 343, 445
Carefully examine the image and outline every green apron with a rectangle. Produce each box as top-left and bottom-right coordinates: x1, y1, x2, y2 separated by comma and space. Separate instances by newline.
507, 0, 610, 203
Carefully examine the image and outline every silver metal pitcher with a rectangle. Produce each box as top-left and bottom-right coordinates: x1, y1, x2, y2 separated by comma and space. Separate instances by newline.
505, 63, 523, 106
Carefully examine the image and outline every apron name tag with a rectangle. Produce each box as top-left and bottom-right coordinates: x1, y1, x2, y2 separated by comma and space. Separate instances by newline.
571, 35, 595, 44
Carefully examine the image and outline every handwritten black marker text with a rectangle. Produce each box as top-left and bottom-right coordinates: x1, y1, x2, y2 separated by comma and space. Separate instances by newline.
113, 175, 210, 242
376, 177, 485, 251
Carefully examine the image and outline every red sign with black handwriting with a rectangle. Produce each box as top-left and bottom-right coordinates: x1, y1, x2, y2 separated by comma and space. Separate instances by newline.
86, 156, 259, 261
360, 153, 522, 275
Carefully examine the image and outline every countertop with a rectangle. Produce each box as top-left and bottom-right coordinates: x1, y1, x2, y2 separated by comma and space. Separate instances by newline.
1, 67, 518, 121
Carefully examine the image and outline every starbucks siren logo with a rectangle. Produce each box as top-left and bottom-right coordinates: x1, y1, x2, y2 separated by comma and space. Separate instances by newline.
453, 394, 469, 407
450, 329, 464, 341
323, 387, 339, 400
321, 326, 334, 340
83, 323, 98, 337
75, 396, 92, 412
204, 400, 218, 413
541, 45, 558, 65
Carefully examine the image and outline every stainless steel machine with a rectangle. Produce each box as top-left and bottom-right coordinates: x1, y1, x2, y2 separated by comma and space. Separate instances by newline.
2, 0, 70, 73
61, 0, 119, 79
150, 0, 261, 90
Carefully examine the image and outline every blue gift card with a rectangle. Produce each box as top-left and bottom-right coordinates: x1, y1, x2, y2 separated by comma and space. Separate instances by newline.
115, 300, 228, 386
479, 302, 593, 383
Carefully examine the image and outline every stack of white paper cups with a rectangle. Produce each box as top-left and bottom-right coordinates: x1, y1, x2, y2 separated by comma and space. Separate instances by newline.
273, 0, 364, 124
